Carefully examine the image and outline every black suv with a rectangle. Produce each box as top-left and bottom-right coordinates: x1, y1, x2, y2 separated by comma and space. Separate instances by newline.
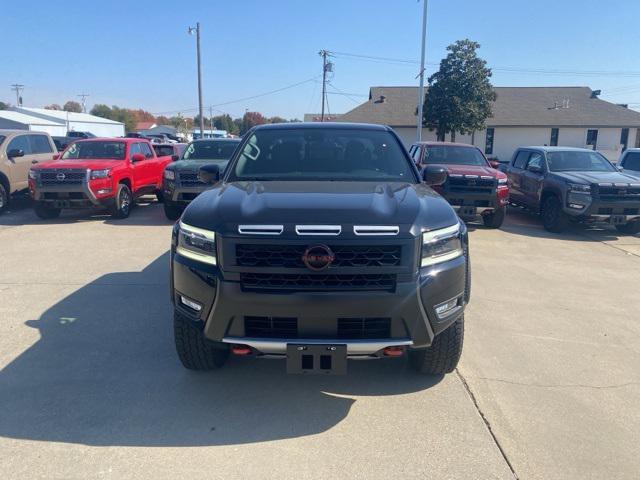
170, 123, 470, 375
163, 138, 241, 219
505, 147, 640, 233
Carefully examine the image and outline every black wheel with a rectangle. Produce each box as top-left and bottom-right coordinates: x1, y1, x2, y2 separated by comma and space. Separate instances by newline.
615, 220, 640, 235
173, 310, 229, 370
156, 190, 164, 203
541, 195, 569, 233
482, 206, 505, 228
164, 201, 183, 221
111, 183, 132, 219
410, 315, 464, 375
34, 202, 61, 219
0, 182, 8, 214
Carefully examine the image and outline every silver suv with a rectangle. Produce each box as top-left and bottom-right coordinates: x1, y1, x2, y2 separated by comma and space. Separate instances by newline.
0, 130, 57, 213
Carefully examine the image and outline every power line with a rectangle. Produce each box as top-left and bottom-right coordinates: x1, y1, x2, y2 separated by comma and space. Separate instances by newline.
77, 93, 89, 113
10, 84, 24, 106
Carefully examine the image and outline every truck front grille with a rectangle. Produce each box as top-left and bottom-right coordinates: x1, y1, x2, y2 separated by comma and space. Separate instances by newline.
596, 185, 640, 201
236, 244, 402, 268
178, 172, 205, 187
245, 316, 298, 338
39, 169, 86, 185
337, 318, 391, 339
240, 273, 396, 292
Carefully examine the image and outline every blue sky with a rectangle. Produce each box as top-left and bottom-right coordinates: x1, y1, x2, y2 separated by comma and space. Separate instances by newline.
3, 0, 640, 119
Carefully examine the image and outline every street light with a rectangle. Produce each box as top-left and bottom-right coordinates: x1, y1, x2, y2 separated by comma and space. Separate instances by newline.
188, 23, 204, 139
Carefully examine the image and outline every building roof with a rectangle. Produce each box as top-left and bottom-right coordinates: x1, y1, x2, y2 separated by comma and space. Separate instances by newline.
136, 121, 156, 131
11, 107, 124, 125
339, 86, 640, 128
0, 110, 65, 126
303, 113, 344, 122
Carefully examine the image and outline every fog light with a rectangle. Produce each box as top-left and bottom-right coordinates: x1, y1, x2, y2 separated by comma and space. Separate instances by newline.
383, 346, 404, 357
568, 203, 585, 209
435, 297, 460, 318
231, 345, 252, 356
180, 295, 202, 312
96, 188, 112, 195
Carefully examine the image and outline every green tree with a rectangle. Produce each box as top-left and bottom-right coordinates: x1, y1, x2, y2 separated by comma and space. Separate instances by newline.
63, 101, 83, 113
268, 116, 287, 124
44, 104, 62, 110
424, 39, 496, 141
0, 101, 9, 110
90, 104, 113, 119
212, 114, 238, 134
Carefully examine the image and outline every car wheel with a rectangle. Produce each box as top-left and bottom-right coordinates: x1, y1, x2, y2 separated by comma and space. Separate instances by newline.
111, 184, 132, 219
173, 310, 229, 370
615, 220, 640, 235
34, 202, 61, 220
164, 202, 183, 221
482, 206, 506, 228
155, 190, 164, 203
409, 315, 464, 375
541, 195, 568, 233
0, 182, 8, 214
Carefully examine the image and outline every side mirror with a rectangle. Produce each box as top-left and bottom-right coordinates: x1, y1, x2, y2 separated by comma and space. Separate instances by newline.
527, 164, 543, 174
53, 153, 61, 160
7, 149, 24, 159
489, 160, 500, 169
131, 153, 146, 163
171, 154, 179, 161
422, 165, 447, 186
198, 164, 220, 185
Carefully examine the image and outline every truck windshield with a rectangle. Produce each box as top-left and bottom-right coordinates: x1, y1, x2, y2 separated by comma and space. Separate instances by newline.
229, 128, 416, 182
61, 141, 126, 160
183, 140, 240, 161
547, 151, 615, 172
424, 145, 488, 166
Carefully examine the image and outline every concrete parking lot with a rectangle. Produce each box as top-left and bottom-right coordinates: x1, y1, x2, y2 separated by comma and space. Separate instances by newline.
0, 198, 638, 480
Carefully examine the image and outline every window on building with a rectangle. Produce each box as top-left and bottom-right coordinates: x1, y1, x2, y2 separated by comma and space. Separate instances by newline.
620, 128, 629, 152
586, 129, 598, 149
485, 128, 495, 155
550, 128, 559, 147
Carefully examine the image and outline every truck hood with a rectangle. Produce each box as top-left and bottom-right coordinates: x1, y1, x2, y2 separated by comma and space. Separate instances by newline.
182, 181, 458, 235
431, 163, 505, 179
167, 159, 228, 171
551, 171, 640, 185
33, 159, 124, 171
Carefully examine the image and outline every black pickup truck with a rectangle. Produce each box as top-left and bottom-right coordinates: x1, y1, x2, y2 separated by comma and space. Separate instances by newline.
170, 123, 470, 375
505, 146, 640, 233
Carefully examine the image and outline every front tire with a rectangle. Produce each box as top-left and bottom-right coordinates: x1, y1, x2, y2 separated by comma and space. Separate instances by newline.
482, 206, 505, 228
173, 310, 229, 370
0, 182, 8, 214
541, 195, 569, 233
409, 315, 464, 375
110, 183, 132, 219
34, 202, 61, 219
616, 220, 640, 235
164, 201, 183, 221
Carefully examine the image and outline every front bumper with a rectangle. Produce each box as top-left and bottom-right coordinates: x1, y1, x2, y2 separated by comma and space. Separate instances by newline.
30, 175, 114, 209
171, 243, 467, 356
563, 195, 640, 223
163, 179, 207, 204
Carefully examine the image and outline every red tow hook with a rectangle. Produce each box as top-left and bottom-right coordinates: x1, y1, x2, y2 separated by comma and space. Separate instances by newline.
231, 345, 252, 356
383, 346, 404, 357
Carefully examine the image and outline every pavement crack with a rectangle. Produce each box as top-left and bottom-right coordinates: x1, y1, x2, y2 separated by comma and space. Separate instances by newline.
469, 376, 639, 390
456, 369, 519, 480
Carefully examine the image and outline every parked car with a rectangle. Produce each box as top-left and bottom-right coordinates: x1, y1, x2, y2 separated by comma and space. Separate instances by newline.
51, 136, 76, 152
162, 138, 240, 220
170, 123, 469, 375
146, 133, 177, 144
29, 138, 173, 219
617, 148, 640, 175
152, 142, 186, 161
0, 130, 57, 213
409, 142, 509, 228
504, 146, 640, 234
67, 131, 96, 139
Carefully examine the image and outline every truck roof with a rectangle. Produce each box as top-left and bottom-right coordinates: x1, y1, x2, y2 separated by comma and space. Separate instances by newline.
253, 122, 390, 132
519, 146, 597, 153
414, 141, 480, 148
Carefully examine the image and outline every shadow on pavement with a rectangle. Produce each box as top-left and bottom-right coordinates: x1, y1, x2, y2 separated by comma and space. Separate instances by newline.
0, 253, 441, 447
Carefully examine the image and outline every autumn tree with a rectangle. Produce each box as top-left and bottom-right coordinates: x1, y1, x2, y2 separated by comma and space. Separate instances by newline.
424, 39, 496, 141
241, 111, 267, 134
63, 101, 83, 113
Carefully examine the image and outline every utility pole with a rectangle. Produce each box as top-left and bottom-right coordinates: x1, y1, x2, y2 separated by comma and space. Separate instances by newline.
188, 22, 204, 138
416, 0, 429, 142
210, 106, 214, 132
10, 84, 24, 106
77, 93, 89, 113
319, 50, 333, 122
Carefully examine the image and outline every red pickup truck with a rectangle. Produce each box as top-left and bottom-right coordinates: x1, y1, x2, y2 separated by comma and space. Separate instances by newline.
409, 142, 509, 228
29, 138, 173, 219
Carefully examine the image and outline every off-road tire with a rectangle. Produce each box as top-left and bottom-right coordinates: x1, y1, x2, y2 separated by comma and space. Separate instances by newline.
615, 220, 640, 235
541, 195, 569, 233
164, 201, 183, 221
34, 202, 61, 219
482, 206, 506, 228
111, 183, 132, 219
174, 310, 229, 370
0, 182, 8, 214
409, 315, 464, 375
156, 190, 164, 203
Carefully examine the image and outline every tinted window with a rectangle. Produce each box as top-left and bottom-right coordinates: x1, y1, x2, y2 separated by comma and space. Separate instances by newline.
139, 142, 154, 158
7, 135, 31, 155
547, 151, 615, 172
129, 143, 142, 157
424, 145, 488, 166
29, 135, 53, 154
229, 128, 415, 182
153, 145, 174, 157
526, 152, 544, 171
513, 151, 530, 169
622, 152, 640, 171
61, 141, 126, 160
183, 140, 241, 161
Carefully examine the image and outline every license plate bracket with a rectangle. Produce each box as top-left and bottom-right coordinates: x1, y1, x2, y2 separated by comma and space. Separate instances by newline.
54, 200, 71, 209
610, 215, 626, 225
286, 344, 347, 375
459, 206, 477, 217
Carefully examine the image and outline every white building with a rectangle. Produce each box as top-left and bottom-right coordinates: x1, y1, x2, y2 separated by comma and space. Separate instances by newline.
333, 86, 640, 162
0, 110, 68, 136
7, 107, 125, 137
